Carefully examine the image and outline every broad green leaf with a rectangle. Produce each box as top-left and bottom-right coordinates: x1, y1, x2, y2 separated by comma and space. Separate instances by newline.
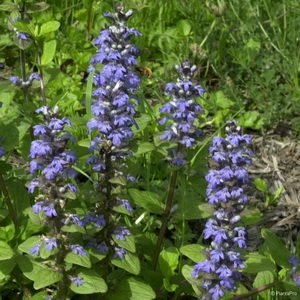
133, 114, 152, 133
0, 241, 14, 260
0, 2, 18, 11
65, 252, 91, 268
240, 111, 264, 130
113, 235, 136, 253
253, 271, 274, 299
163, 277, 178, 292
111, 253, 140, 275
180, 244, 206, 263
41, 40, 57, 65
27, 2, 50, 13
181, 265, 201, 297
18, 236, 41, 254
261, 228, 291, 268
177, 19, 192, 36
108, 277, 156, 300
159, 247, 179, 278
128, 188, 164, 214
17, 255, 61, 287
33, 268, 62, 289
70, 269, 107, 294
0, 258, 16, 279
134, 142, 155, 155
214, 91, 234, 109
243, 252, 276, 273
39, 21, 60, 36
89, 248, 106, 263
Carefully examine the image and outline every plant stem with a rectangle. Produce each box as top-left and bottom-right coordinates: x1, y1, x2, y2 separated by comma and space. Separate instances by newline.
229, 280, 282, 300
152, 170, 178, 269
86, 0, 94, 40
20, 1, 29, 103
36, 45, 47, 105
0, 172, 18, 228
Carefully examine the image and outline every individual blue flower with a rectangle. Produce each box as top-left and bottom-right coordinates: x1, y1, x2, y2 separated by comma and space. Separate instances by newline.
114, 247, 127, 259
70, 276, 85, 287
30, 243, 41, 256
70, 244, 87, 256
114, 227, 130, 240
159, 61, 205, 165
192, 121, 253, 300
44, 237, 58, 251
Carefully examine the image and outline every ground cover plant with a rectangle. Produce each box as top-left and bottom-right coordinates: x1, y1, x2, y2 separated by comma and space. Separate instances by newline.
1, 0, 300, 299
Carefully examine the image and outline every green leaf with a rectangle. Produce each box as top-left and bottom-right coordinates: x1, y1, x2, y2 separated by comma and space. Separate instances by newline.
214, 91, 234, 109
113, 235, 136, 253
108, 277, 156, 300
70, 269, 107, 294
16, 255, 62, 287
163, 277, 178, 292
0, 2, 18, 11
239, 111, 264, 130
23, 291, 49, 300
180, 244, 206, 263
65, 252, 91, 268
254, 178, 269, 193
33, 268, 62, 289
26, 2, 50, 13
41, 40, 57, 65
0, 258, 16, 279
111, 252, 140, 275
128, 188, 164, 214
261, 228, 291, 268
243, 252, 276, 273
253, 271, 274, 299
134, 142, 155, 155
177, 19, 192, 36
159, 247, 179, 278
39, 21, 60, 36
0, 241, 14, 260
18, 236, 41, 254
181, 265, 201, 297
85, 71, 94, 120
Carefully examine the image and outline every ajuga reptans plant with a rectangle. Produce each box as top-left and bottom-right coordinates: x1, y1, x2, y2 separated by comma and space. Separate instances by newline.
152, 61, 206, 268
192, 121, 253, 300
86, 3, 140, 262
28, 106, 87, 297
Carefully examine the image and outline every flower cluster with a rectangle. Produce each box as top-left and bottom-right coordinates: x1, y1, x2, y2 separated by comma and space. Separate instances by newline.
28, 106, 85, 286
87, 3, 140, 151
191, 121, 253, 300
86, 3, 140, 260
159, 61, 205, 165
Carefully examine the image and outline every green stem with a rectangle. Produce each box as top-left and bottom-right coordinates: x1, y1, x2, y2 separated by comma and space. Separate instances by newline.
20, 1, 29, 103
152, 170, 178, 269
0, 172, 18, 228
36, 48, 47, 105
229, 280, 282, 300
86, 0, 94, 40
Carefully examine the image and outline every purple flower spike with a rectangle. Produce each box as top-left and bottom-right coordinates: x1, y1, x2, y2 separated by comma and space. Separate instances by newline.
192, 121, 253, 300
159, 61, 205, 165
87, 2, 140, 174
